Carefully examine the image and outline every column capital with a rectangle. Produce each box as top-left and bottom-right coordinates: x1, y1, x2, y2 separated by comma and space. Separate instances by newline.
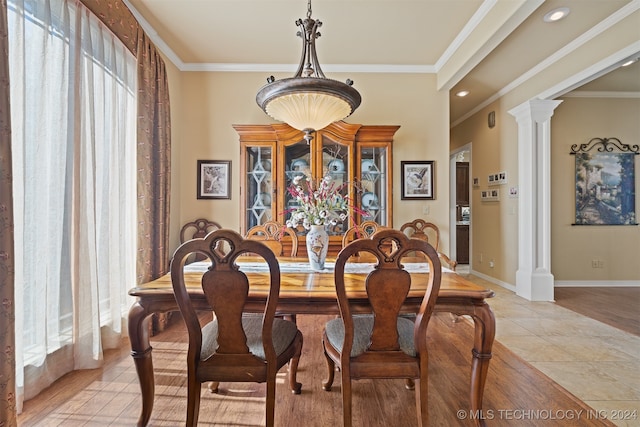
508, 99, 563, 124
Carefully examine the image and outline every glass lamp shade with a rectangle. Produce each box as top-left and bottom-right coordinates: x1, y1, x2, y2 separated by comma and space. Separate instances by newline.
265, 93, 351, 132
257, 76, 361, 133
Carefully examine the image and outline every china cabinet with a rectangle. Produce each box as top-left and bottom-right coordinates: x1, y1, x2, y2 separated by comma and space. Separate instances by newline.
234, 121, 399, 256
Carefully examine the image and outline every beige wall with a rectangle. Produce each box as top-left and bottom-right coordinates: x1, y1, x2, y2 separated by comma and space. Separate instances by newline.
161, 53, 184, 253
166, 71, 452, 256
164, 9, 638, 282
551, 97, 640, 282
451, 10, 639, 287
451, 99, 519, 284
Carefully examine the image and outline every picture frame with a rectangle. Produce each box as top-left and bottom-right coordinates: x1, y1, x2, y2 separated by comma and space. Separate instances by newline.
197, 160, 231, 200
571, 138, 638, 225
401, 161, 434, 200
481, 189, 500, 201
488, 171, 507, 186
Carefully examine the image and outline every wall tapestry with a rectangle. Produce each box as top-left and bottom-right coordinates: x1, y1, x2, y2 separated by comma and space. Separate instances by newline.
571, 137, 638, 225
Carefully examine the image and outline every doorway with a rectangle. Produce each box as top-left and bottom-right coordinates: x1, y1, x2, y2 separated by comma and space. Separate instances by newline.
449, 144, 471, 267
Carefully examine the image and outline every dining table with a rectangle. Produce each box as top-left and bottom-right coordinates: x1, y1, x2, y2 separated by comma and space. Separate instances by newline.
127, 256, 496, 427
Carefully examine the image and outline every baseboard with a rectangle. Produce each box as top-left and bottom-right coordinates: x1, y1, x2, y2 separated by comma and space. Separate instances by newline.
467, 272, 640, 289
469, 269, 516, 292
555, 280, 640, 287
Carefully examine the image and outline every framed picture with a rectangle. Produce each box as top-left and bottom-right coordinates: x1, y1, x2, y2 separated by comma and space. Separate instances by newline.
571, 137, 638, 225
401, 161, 434, 200
481, 189, 499, 201
197, 160, 231, 199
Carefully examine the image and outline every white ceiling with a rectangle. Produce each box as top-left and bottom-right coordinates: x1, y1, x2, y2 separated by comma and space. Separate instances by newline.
125, 0, 640, 125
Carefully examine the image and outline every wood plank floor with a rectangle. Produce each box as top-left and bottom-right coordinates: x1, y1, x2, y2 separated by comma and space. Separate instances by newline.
18, 312, 613, 426
554, 287, 640, 337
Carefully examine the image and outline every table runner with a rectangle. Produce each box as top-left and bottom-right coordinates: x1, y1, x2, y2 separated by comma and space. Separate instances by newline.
184, 260, 452, 274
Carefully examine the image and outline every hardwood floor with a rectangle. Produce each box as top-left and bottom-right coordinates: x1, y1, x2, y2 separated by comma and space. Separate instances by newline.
554, 287, 640, 337
18, 312, 613, 426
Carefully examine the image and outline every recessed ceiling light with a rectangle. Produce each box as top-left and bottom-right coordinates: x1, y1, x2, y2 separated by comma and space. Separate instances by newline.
456, 90, 470, 97
621, 59, 637, 67
543, 7, 570, 22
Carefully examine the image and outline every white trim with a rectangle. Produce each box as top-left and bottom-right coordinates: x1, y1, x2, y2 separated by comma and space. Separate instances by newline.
123, 0, 435, 74
563, 91, 640, 99
469, 269, 516, 293
434, 0, 498, 71
121, 0, 185, 69
540, 42, 640, 100
451, 4, 640, 128
181, 63, 435, 74
555, 280, 640, 288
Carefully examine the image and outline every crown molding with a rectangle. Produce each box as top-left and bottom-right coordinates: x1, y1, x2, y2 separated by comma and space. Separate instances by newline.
181, 63, 435, 73
123, 0, 435, 74
451, 2, 640, 128
562, 91, 640, 99
434, 0, 498, 72
122, 0, 186, 69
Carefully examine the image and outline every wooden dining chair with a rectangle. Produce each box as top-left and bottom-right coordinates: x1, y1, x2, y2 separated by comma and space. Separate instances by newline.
322, 229, 442, 427
180, 218, 223, 262
246, 220, 299, 257
170, 229, 303, 426
400, 219, 457, 271
341, 220, 382, 248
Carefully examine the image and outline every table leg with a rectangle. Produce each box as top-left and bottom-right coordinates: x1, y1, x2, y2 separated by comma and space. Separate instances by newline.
128, 302, 154, 427
469, 302, 495, 427
435, 300, 495, 427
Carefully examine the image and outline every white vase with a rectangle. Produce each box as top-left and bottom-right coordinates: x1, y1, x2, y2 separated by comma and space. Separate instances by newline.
306, 224, 329, 271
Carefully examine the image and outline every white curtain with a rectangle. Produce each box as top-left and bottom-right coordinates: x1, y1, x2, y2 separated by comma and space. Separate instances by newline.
8, 0, 136, 411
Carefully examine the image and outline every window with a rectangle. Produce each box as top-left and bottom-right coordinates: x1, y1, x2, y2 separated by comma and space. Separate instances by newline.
8, 0, 136, 407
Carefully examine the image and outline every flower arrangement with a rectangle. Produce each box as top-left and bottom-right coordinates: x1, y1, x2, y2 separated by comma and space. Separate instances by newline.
284, 174, 369, 229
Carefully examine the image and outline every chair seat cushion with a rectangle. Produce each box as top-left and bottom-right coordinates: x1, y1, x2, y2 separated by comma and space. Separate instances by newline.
201, 316, 299, 360
325, 315, 416, 357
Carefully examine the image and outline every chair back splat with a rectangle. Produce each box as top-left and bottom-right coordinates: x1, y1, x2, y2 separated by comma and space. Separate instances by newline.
321, 228, 442, 427
246, 220, 299, 257
170, 229, 303, 426
341, 220, 383, 248
400, 219, 457, 271
180, 218, 222, 263
180, 218, 222, 242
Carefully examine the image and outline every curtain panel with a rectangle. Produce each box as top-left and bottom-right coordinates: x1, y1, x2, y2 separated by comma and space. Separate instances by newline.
80, 0, 138, 54
0, 0, 171, 423
0, 0, 17, 424
80, 0, 172, 283
135, 27, 171, 284
8, 0, 138, 410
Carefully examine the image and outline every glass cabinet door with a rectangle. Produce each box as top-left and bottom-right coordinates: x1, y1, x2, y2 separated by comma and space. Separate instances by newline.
244, 145, 274, 230
282, 139, 312, 230
358, 145, 390, 226
319, 134, 351, 235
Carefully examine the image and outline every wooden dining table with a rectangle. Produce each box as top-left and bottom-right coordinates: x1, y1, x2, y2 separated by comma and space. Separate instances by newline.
128, 257, 496, 427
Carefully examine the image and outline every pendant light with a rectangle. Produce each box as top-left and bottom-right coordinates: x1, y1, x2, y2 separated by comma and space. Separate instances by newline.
256, 0, 361, 142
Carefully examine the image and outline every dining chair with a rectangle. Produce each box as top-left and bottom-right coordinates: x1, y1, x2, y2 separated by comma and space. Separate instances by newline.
322, 228, 442, 427
170, 229, 303, 426
400, 219, 458, 271
246, 220, 299, 257
180, 218, 223, 262
341, 220, 383, 248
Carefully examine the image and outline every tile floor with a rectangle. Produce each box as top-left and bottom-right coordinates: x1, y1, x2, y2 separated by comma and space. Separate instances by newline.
459, 267, 640, 427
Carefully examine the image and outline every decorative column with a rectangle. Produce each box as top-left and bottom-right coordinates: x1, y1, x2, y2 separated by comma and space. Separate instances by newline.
508, 99, 562, 301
